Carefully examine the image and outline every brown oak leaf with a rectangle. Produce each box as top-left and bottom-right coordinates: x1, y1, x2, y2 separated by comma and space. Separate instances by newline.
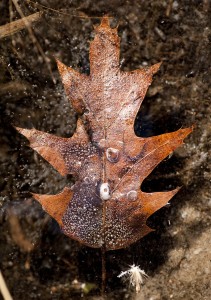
16, 17, 192, 251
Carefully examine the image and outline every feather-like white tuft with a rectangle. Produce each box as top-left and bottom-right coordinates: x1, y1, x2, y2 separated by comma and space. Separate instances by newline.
118, 264, 148, 293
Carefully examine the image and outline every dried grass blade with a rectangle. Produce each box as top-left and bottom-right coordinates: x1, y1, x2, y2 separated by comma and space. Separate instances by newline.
0, 12, 42, 39
0, 271, 13, 300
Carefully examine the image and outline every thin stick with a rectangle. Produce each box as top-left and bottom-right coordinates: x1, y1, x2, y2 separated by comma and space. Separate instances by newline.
0, 271, 13, 300
0, 12, 42, 39
101, 197, 107, 295
25, 0, 112, 19
101, 245, 106, 296
12, 0, 56, 84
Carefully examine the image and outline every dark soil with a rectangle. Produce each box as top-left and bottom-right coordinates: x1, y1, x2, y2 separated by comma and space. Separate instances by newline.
0, 1, 210, 299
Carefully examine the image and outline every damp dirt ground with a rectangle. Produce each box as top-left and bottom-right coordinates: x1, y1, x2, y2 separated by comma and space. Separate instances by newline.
0, 1, 210, 299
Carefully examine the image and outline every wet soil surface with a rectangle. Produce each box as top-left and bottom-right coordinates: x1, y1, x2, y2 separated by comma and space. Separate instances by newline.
0, 1, 210, 299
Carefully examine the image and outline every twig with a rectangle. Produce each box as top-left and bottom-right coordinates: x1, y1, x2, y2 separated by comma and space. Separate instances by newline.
0, 12, 42, 39
11, 0, 56, 84
0, 81, 31, 98
25, 0, 112, 19
0, 271, 13, 300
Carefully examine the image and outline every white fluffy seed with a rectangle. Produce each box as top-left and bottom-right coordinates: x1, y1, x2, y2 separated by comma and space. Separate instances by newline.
117, 264, 148, 293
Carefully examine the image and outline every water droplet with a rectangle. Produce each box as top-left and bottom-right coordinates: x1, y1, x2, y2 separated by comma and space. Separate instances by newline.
100, 182, 110, 200
98, 139, 107, 148
127, 190, 138, 201
84, 109, 90, 115
84, 177, 90, 184
106, 148, 119, 163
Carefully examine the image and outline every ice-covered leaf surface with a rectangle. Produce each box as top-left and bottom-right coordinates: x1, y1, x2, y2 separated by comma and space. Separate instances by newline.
17, 17, 192, 250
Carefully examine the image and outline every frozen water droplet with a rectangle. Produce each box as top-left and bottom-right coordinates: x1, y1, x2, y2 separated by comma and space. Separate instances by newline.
98, 139, 107, 148
84, 109, 90, 115
127, 190, 138, 201
106, 148, 119, 163
84, 177, 90, 184
100, 182, 110, 200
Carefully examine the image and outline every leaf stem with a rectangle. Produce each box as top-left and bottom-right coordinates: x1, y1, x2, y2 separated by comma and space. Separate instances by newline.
101, 245, 106, 296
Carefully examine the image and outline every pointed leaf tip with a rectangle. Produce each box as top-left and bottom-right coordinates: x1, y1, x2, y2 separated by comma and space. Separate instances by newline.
147, 62, 162, 76
177, 126, 193, 140
139, 187, 180, 218
56, 59, 69, 75
32, 187, 73, 226
15, 126, 24, 134
100, 16, 111, 28
15, 126, 35, 141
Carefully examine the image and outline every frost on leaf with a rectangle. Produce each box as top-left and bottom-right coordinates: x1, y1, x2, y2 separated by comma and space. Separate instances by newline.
16, 17, 192, 251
